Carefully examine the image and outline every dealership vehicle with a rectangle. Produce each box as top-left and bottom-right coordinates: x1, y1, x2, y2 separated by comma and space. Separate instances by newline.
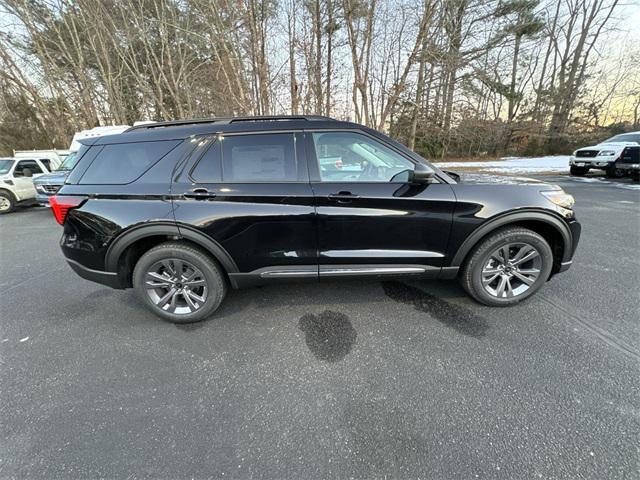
33, 152, 80, 205
33, 125, 130, 205
0, 157, 54, 213
49, 116, 581, 323
14, 149, 67, 172
68, 125, 131, 151
617, 145, 640, 182
569, 131, 640, 177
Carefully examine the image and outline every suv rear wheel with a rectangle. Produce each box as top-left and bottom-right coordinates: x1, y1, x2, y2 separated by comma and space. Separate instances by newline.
0, 191, 15, 214
132, 242, 227, 323
460, 227, 553, 306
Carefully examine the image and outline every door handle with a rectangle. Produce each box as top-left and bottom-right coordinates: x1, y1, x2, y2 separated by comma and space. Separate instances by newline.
184, 188, 216, 200
328, 192, 360, 203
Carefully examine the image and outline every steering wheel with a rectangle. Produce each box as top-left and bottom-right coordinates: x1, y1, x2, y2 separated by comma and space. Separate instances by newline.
358, 161, 381, 181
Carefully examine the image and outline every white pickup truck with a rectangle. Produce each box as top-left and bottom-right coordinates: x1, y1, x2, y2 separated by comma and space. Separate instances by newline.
569, 131, 640, 177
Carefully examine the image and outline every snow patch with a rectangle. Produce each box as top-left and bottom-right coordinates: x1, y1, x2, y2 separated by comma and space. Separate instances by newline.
616, 183, 640, 190
569, 177, 610, 183
436, 155, 569, 173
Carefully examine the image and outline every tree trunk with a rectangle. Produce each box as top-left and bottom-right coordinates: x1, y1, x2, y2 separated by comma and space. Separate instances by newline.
325, 0, 333, 116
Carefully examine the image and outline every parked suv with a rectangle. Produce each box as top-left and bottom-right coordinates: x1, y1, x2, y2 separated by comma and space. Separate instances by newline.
569, 131, 640, 177
617, 145, 640, 182
33, 152, 80, 205
0, 157, 54, 213
50, 116, 581, 323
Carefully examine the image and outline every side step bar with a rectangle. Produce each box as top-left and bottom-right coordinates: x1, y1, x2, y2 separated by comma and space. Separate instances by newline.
228, 264, 441, 288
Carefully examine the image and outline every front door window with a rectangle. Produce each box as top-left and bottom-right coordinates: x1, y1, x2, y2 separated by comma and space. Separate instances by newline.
312, 132, 414, 183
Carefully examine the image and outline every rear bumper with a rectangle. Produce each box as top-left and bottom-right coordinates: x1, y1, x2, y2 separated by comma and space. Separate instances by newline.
66, 259, 124, 289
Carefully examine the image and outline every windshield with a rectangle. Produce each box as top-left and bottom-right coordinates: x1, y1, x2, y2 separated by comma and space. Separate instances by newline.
56, 152, 78, 171
603, 133, 640, 144
0, 159, 14, 175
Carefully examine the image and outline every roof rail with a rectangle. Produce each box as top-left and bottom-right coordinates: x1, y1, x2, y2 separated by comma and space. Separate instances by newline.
125, 115, 336, 132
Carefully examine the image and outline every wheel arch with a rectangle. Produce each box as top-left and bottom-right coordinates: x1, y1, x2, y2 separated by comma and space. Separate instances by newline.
0, 187, 18, 202
105, 223, 238, 287
451, 210, 573, 275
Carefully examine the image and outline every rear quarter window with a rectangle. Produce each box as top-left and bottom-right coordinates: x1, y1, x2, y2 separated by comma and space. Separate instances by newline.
79, 140, 180, 185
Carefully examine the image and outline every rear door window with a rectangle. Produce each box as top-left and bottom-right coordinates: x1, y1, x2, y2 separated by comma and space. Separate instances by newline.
221, 133, 297, 182
79, 140, 180, 184
190, 139, 222, 183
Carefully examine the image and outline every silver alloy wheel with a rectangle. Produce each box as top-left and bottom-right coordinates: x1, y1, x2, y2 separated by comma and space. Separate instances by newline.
144, 259, 208, 314
481, 243, 542, 299
0, 196, 10, 212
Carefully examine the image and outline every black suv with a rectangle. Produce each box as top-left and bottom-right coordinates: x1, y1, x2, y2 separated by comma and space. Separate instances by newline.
50, 116, 581, 323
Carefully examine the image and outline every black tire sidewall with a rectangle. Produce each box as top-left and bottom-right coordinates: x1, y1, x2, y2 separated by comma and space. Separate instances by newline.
469, 230, 553, 306
133, 244, 226, 323
606, 164, 624, 178
570, 166, 588, 176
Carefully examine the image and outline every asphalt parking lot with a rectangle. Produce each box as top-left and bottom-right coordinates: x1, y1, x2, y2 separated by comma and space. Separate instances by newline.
1, 174, 639, 479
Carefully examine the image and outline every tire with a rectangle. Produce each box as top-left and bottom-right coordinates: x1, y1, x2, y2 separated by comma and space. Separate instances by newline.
569, 166, 589, 176
132, 242, 227, 323
631, 171, 639, 182
0, 191, 15, 214
605, 164, 624, 178
460, 227, 553, 307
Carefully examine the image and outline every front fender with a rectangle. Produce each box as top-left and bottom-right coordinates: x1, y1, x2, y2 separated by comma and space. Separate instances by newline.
449, 209, 576, 267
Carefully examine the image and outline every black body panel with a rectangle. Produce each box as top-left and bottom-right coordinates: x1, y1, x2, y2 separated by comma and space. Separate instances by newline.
172, 183, 318, 272
311, 182, 456, 266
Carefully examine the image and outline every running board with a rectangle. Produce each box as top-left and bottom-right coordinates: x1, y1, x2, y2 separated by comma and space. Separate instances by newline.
319, 265, 431, 276
228, 264, 440, 288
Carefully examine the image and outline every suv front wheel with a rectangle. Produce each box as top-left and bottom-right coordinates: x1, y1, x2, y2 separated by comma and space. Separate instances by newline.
569, 166, 589, 176
133, 242, 227, 323
605, 163, 625, 178
0, 191, 15, 214
460, 227, 553, 306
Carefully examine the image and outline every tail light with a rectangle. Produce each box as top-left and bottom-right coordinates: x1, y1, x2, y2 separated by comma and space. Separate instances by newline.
335, 159, 343, 169
49, 195, 87, 225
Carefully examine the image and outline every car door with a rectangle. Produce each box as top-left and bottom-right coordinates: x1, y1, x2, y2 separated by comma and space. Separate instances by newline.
620, 146, 639, 166
172, 131, 318, 280
307, 130, 456, 277
12, 159, 44, 199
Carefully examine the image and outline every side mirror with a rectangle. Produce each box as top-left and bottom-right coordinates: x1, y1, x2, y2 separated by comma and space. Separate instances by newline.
442, 169, 461, 182
22, 168, 33, 178
411, 162, 435, 183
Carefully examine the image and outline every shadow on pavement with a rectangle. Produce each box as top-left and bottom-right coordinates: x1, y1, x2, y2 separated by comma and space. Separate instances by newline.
381, 281, 489, 338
